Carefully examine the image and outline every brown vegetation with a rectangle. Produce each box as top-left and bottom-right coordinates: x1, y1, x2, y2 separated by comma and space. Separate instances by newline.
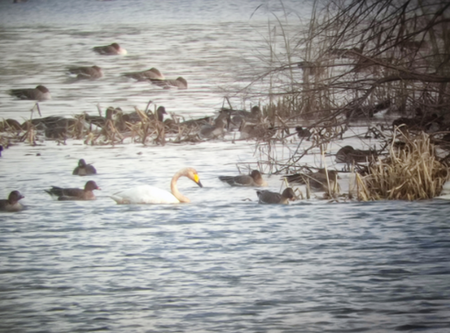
237, 0, 450, 200
361, 131, 449, 200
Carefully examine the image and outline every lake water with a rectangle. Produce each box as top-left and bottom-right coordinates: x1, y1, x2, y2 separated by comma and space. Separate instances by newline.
1, 1, 450, 332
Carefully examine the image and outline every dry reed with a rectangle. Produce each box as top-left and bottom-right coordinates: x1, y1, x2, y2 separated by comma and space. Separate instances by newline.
361, 131, 449, 200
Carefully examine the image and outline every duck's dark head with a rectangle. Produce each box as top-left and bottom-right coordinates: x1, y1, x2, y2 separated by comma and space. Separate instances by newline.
9, 190, 24, 203
85, 181, 100, 191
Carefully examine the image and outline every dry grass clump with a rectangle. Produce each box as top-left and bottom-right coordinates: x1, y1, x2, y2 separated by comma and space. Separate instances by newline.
125, 108, 155, 145
360, 132, 449, 201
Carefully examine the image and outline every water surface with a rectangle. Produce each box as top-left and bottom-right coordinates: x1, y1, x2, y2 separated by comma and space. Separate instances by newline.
1, 1, 450, 332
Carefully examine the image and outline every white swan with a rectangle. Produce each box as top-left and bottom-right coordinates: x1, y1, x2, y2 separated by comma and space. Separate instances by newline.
111, 167, 202, 204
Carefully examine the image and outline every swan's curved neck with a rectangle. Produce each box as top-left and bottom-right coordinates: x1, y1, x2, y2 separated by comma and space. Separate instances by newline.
171, 171, 190, 203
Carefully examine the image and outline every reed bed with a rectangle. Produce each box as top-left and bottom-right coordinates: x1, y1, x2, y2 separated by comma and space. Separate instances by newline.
235, 0, 450, 201
360, 132, 449, 200
0, 102, 211, 147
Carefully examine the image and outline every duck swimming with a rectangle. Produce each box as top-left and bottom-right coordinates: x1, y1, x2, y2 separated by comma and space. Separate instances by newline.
256, 188, 295, 204
152, 77, 188, 89
93, 43, 127, 55
10, 85, 51, 101
45, 180, 100, 201
123, 67, 165, 81
111, 167, 203, 204
285, 169, 339, 192
0, 191, 24, 212
165, 77, 188, 89
68, 65, 103, 80
219, 170, 267, 187
73, 159, 97, 176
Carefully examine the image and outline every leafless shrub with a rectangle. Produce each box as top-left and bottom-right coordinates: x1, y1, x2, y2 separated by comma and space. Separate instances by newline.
248, 0, 450, 125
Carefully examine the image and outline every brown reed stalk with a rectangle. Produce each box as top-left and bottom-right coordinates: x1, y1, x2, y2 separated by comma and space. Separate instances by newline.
362, 131, 449, 200
21, 123, 37, 146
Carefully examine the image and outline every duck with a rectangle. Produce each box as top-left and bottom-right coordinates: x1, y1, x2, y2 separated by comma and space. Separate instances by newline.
84, 106, 118, 128
180, 116, 213, 129
21, 116, 77, 139
0, 191, 24, 212
120, 105, 167, 125
335, 145, 377, 164
145, 106, 167, 122
73, 159, 97, 176
256, 188, 295, 204
199, 112, 227, 139
230, 106, 262, 129
45, 180, 100, 200
111, 167, 202, 204
1, 119, 22, 131
152, 77, 188, 89
392, 110, 443, 133
93, 43, 127, 55
285, 169, 339, 191
68, 65, 103, 80
240, 122, 276, 140
219, 170, 267, 187
295, 126, 312, 139
43, 117, 77, 139
166, 77, 188, 89
123, 67, 165, 81
10, 85, 51, 101
153, 106, 167, 122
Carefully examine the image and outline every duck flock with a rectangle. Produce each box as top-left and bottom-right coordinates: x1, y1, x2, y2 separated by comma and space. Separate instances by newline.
1, 40, 278, 145
4, 40, 432, 211
1, 41, 315, 211
0, 156, 298, 212
1, 143, 381, 212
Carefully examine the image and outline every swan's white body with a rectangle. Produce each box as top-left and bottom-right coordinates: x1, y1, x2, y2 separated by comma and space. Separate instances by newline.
112, 185, 179, 204
111, 167, 202, 204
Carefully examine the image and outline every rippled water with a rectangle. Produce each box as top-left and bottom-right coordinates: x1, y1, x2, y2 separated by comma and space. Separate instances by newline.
0, 0, 308, 120
1, 1, 450, 332
0, 22, 269, 121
